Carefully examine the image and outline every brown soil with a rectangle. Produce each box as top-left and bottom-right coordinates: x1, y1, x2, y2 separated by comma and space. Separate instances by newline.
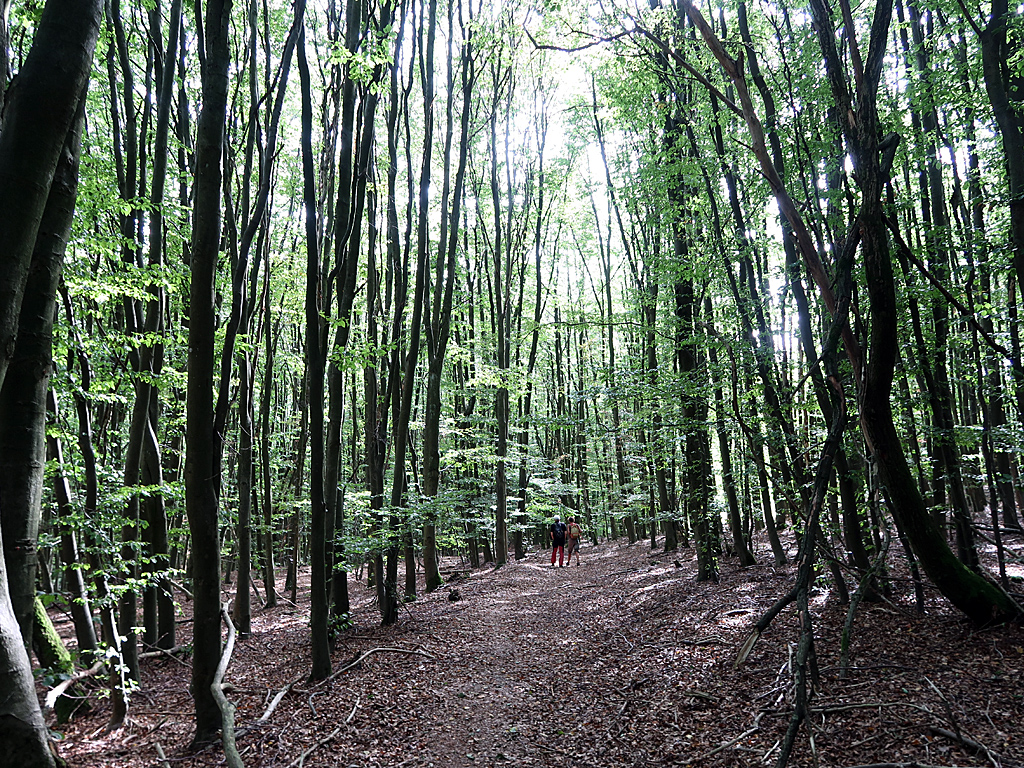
50, 537, 1024, 767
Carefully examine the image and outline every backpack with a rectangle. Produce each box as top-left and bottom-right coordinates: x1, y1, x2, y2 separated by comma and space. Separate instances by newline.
569, 523, 581, 539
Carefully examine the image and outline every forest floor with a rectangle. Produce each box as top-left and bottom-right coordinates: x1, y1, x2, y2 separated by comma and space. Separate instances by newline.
49, 533, 1024, 768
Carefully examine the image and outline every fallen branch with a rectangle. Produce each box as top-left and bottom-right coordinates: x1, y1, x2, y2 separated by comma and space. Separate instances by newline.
695, 711, 764, 760
140, 645, 187, 666
682, 689, 718, 702
212, 603, 243, 768
154, 743, 171, 768
929, 726, 1002, 768
259, 674, 303, 724
735, 585, 798, 669
286, 724, 344, 768
45, 659, 105, 711
320, 646, 435, 685
250, 574, 265, 609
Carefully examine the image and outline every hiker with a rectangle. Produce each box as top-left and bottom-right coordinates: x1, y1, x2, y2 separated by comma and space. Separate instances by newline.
550, 515, 567, 567
565, 517, 583, 566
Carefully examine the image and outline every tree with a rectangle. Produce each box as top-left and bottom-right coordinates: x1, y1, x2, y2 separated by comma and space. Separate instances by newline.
0, 0, 102, 762
184, 0, 234, 742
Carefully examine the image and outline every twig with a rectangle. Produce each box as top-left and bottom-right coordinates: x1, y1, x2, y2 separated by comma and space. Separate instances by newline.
318, 646, 435, 685
308, 691, 325, 717
45, 659, 105, 711
140, 645, 187, 666
212, 603, 243, 768
924, 676, 963, 744
287, 724, 344, 768
535, 742, 578, 758
259, 674, 303, 723
929, 726, 1002, 768
155, 742, 171, 768
695, 711, 765, 760
840, 527, 891, 677
605, 568, 641, 578
345, 696, 359, 724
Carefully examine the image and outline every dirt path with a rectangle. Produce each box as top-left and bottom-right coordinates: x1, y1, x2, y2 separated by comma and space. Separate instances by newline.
56, 540, 1024, 768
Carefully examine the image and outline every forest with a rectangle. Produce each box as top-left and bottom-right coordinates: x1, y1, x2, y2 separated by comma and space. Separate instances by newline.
0, 0, 1023, 764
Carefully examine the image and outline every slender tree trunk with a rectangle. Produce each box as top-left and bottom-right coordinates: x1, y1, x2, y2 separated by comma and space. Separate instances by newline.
233, 353, 254, 635
259, 286, 278, 607
707, 302, 754, 566
424, 0, 475, 585
297, 18, 331, 680
184, 0, 233, 741
46, 394, 99, 660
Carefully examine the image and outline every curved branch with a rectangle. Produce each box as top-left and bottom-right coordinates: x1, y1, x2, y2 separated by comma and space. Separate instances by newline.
212, 604, 243, 768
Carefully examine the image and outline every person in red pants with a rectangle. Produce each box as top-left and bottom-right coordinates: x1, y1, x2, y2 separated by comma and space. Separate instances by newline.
550, 515, 567, 567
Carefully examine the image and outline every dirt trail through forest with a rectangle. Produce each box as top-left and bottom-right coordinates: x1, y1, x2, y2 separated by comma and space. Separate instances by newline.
56, 539, 1024, 768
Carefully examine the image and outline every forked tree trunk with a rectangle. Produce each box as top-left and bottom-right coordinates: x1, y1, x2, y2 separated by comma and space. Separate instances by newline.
803, 0, 1022, 625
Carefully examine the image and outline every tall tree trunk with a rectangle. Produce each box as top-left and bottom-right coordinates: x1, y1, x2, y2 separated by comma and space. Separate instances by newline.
0, 93, 86, 649
184, 0, 233, 741
0, 0, 101, 760
423, 0, 475, 586
297, 18, 331, 680
259, 294, 278, 608
46, 393, 99, 660
979, 0, 1024, 315
803, 0, 1022, 624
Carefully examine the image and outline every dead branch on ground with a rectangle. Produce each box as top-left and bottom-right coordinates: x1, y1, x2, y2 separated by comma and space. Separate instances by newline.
212, 603, 243, 768
317, 645, 435, 685
286, 724, 344, 768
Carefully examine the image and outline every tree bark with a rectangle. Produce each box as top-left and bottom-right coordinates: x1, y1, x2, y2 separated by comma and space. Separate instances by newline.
0, 89, 86, 649
184, 0, 233, 741
804, 0, 1022, 625
297, 18, 331, 680
0, 0, 101, 762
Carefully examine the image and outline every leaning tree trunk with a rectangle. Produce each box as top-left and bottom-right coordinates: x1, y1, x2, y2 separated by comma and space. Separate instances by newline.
0, 94, 86, 650
0, 0, 101, 762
